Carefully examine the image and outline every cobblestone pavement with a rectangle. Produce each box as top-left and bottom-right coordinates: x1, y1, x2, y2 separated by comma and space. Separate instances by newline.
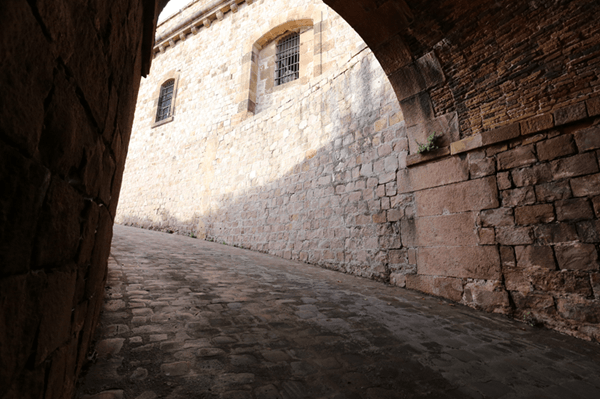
77, 225, 600, 399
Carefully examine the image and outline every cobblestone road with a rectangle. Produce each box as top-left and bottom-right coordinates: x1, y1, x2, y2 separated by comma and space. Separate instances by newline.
77, 225, 600, 399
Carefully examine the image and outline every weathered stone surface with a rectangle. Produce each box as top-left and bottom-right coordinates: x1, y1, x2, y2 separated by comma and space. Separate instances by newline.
576, 220, 600, 243
534, 223, 578, 244
554, 102, 588, 126
587, 96, 600, 117
515, 246, 556, 269
463, 281, 510, 314
535, 181, 572, 202
418, 246, 501, 280
570, 173, 600, 197
550, 153, 599, 180
532, 270, 593, 296
501, 186, 536, 207
514, 204, 555, 225
557, 297, 600, 323
497, 172, 512, 190
593, 196, 600, 217
520, 114, 554, 135
555, 198, 594, 222
469, 158, 496, 178
496, 226, 534, 245
415, 176, 498, 217
0, 142, 50, 277
511, 164, 552, 187
555, 243, 599, 271
405, 275, 463, 302
573, 125, 600, 152
503, 268, 530, 292
413, 213, 478, 246
478, 228, 496, 245
397, 156, 469, 194
536, 134, 576, 162
497, 145, 537, 170
479, 207, 514, 227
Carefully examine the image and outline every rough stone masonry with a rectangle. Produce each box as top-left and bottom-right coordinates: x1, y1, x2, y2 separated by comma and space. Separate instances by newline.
117, 0, 600, 342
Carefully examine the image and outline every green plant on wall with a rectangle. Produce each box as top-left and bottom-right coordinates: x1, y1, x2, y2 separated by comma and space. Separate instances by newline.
416, 132, 439, 154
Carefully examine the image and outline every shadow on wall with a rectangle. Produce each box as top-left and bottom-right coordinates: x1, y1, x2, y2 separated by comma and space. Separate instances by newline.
118, 49, 407, 283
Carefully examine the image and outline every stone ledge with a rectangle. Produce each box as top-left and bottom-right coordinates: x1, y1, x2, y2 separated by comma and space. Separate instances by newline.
154, 0, 250, 56
406, 146, 450, 167
440, 95, 599, 160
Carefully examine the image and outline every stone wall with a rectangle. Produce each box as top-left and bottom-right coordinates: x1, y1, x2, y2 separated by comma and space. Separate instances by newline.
117, 0, 404, 284
0, 0, 159, 397
118, 0, 600, 341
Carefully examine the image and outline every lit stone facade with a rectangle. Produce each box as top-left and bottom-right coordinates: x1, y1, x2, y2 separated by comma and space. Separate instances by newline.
117, 0, 404, 279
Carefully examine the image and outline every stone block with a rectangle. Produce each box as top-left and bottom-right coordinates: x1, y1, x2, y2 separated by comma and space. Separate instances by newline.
514, 204, 555, 225
536, 134, 577, 162
497, 145, 537, 170
557, 296, 600, 324
469, 158, 496, 178
415, 176, 498, 217
0, 142, 50, 277
511, 164, 552, 187
570, 173, 600, 197
414, 213, 478, 247
496, 226, 534, 245
532, 270, 593, 296
520, 114, 554, 135
503, 268, 530, 292
450, 134, 482, 155
405, 275, 463, 302
555, 243, 599, 271
576, 220, 600, 243
388, 63, 426, 102
550, 153, 599, 180
0, 273, 45, 391
587, 96, 600, 117
499, 246, 516, 268
463, 281, 510, 313
406, 147, 450, 166
592, 272, 600, 298
481, 123, 521, 146
372, 212, 387, 224
418, 246, 501, 280
479, 207, 514, 227
555, 198, 594, 222
34, 178, 85, 267
554, 102, 587, 126
515, 246, 556, 269
401, 92, 435, 128
501, 186, 536, 207
534, 181, 572, 202
415, 52, 445, 89
534, 223, 578, 244
478, 228, 496, 245
573, 125, 600, 152
593, 196, 600, 217
497, 172, 512, 190
511, 292, 556, 312
397, 156, 469, 194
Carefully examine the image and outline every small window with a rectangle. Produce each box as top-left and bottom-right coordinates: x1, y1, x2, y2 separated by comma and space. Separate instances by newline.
155, 79, 175, 122
275, 32, 300, 86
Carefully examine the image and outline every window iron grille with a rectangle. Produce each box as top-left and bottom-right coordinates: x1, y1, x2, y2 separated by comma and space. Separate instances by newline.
275, 32, 300, 86
156, 79, 175, 122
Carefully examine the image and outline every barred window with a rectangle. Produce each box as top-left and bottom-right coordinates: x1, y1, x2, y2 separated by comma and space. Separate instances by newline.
275, 32, 300, 86
155, 79, 175, 122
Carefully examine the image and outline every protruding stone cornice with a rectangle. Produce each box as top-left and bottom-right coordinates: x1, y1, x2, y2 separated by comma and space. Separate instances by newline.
154, 0, 252, 56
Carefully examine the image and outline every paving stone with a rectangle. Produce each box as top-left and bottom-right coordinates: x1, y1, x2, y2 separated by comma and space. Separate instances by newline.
76, 226, 600, 399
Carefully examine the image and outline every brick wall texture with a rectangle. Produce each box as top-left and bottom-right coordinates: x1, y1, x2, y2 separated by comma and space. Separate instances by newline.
117, 0, 600, 341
